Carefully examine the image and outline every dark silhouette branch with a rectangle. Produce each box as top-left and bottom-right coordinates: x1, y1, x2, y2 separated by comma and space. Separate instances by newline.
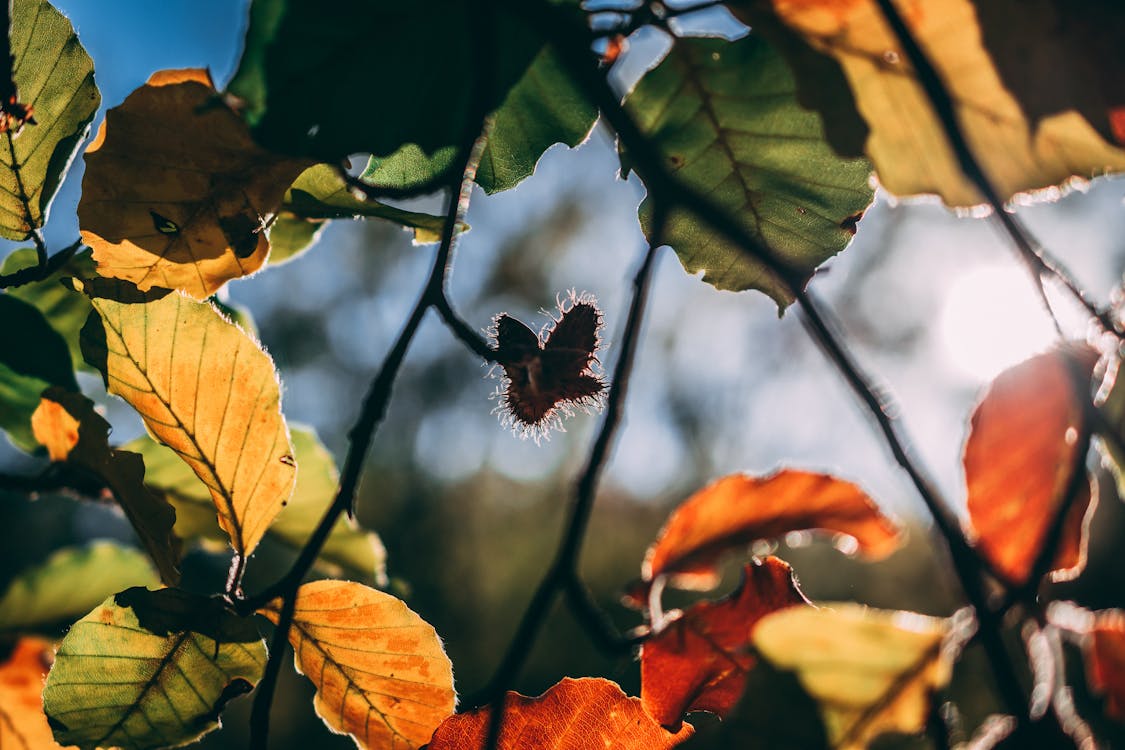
0, 238, 81, 289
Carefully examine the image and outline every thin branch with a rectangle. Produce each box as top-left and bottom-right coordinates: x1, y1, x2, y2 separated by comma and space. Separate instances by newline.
474, 205, 668, 750
433, 293, 498, 362
871, 0, 1121, 341
334, 161, 462, 202
0, 238, 80, 288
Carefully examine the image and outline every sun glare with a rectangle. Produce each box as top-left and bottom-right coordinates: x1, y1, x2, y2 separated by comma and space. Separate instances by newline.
938, 265, 1061, 383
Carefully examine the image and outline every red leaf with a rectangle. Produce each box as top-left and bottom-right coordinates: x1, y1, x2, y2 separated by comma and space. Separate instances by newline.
640, 557, 810, 728
644, 470, 901, 591
1088, 611, 1125, 722
425, 677, 692, 749
964, 346, 1098, 585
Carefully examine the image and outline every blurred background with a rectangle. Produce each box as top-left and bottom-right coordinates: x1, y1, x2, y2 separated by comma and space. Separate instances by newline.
2, 1, 1125, 747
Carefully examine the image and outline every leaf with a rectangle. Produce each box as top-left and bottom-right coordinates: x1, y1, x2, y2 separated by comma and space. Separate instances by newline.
644, 470, 901, 592
623, 36, 873, 307
227, 0, 544, 163
79, 280, 296, 559
0, 637, 72, 750
0, 0, 100, 241
1085, 610, 1125, 723
0, 363, 48, 452
78, 68, 311, 299
425, 677, 694, 749
271, 164, 451, 264
640, 557, 810, 728
730, 0, 1125, 207
43, 587, 266, 750
30, 389, 181, 585
964, 345, 1098, 585
126, 427, 387, 585
0, 541, 158, 632
753, 604, 953, 750
260, 579, 455, 749
2, 246, 97, 371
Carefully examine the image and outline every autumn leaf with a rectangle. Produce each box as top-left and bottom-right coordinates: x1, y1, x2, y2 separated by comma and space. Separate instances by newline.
753, 603, 954, 750
964, 346, 1098, 585
30, 388, 181, 585
43, 588, 266, 750
1084, 610, 1125, 723
730, 0, 1125, 207
78, 68, 311, 299
79, 279, 296, 559
0, 637, 73, 750
644, 470, 901, 592
426, 677, 693, 749
641, 557, 810, 728
260, 580, 455, 750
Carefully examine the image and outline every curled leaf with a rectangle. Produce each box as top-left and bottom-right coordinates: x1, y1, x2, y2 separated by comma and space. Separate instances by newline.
644, 470, 901, 591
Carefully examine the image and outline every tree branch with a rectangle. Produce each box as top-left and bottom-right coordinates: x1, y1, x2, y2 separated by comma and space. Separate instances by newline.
0, 239, 81, 289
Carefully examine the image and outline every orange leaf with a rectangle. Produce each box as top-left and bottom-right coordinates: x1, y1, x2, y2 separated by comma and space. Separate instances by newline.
79, 68, 312, 299
640, 557, 809, 728
964, 346, 1098, 585
425, 677, 692, 749
644, 470, 901, 591
0, 637, 73, 749
260, 580, 454, 749
1085, 610, 1125, 722
30, 396, 80, 461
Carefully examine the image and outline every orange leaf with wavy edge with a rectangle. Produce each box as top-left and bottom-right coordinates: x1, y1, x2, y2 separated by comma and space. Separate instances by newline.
78, 68, 312, 299
641, 557, 810, 729
0, 637, 73, 750
644, 470, 901, 591
425, 677, 692, 749
260, 580, 454, 750
964, 345, 1098, 585
1087, 610, 1125, 722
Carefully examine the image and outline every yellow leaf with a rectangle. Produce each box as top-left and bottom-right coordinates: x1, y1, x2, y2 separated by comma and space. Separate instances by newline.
78, 68, 312, 299
753, 603, 953, 750
31, 396, 80, 461
734, 0, 1125, 207
261, 580, 455, 749
81, 280, 295, 558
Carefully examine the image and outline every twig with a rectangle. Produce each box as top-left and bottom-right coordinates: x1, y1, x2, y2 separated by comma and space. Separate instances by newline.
871, 0, 1121, 341
334, 161, 462, 202
0, 238, 80, 288
474, 205, 668, 749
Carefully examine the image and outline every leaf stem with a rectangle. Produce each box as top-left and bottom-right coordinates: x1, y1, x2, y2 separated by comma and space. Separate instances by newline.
0, 238, 81, 288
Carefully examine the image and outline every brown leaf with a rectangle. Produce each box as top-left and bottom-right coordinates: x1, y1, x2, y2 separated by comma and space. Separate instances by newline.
1087, 610, 1125, 723
644, 470, 901, 591
425, 677, 693, 749
964, 345, 1098, 585
0, 637, 73, 750
261, 580, 455, 750
78, 68, 311, 299
641, 557, 810, 728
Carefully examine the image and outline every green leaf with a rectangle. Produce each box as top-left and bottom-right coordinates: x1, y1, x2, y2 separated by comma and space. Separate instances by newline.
0, 541, 158, 633
126, 426, 386, 585
0, 0, 100, 240
624, 36, 873, 308
269, 164, 450, 263
44, 587, 266, 750
0, 364, 47, 451
2, 246, 97, 372
227, 0, 542, 162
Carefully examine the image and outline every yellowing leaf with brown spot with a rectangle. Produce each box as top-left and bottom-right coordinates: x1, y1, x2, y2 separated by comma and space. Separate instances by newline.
78, 68, 311, 299
31, 396, 80, 461
80, 279, 295, 559
0, 637, 73, 750
732, 0, 1125, 207
260, 580, 455, 750
754, 604, 953, 750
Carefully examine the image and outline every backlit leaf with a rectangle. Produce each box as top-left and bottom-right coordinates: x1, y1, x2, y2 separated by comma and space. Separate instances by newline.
0, 541, 158, 633
641, 558, 809, 728
260, 579, 455, 749
426, 677, 693, 749
730, 0, 1125, 207
753, 604, 953, 750
624, 35, 873, 307
44, 587, 266, 750
0, 0, 100, 240
80, 280, 296, 559
0, 637, 72, 750
1085, 610, 1125, 723
31, 389, 180, 585
126, 427, 387, 585
78, 68, 311, 299
644, 470, 901, 591
964, 346, 1098, 585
